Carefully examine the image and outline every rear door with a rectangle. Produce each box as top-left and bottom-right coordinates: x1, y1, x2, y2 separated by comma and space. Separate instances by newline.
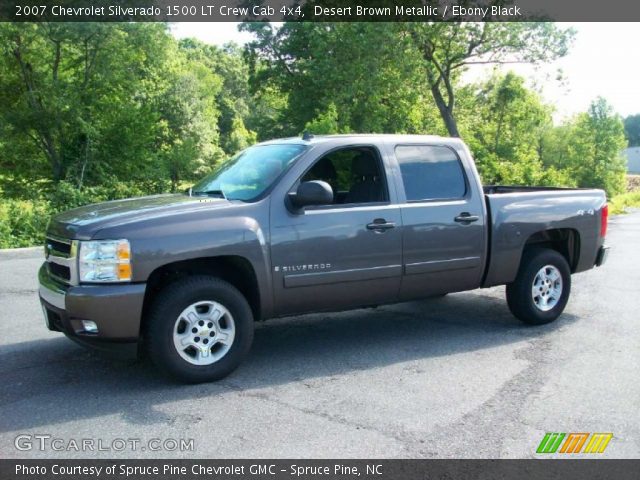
390, 143, 486, 300
269, 143, 403, 315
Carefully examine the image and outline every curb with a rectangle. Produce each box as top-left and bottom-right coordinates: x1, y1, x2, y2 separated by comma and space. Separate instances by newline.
0, 246, 42, 260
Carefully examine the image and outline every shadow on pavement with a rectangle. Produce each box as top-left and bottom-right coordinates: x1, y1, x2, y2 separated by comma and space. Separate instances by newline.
0, 290, 577, 432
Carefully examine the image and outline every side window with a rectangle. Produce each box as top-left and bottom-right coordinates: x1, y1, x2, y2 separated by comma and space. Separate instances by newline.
301, 147, 388, 205
395, 145, 467, 201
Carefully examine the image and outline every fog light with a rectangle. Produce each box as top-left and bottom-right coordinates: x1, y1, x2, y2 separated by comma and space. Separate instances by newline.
82, 320, 98, 334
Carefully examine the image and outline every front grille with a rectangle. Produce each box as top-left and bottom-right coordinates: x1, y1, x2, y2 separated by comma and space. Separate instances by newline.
44, 235, 76, 285
45, 236, 72, 258
48, 262, 71, 282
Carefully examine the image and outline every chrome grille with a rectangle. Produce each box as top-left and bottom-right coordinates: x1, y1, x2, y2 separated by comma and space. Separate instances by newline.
45, 237, 72, 258
44, 235, 78, 285
47, 262, 71, 282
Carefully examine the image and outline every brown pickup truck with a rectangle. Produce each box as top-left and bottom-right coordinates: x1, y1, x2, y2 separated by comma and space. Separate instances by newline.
39, 135, 609, 382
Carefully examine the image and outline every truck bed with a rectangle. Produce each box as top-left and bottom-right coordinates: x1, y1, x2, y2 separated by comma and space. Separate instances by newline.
483, 185, 594, 195
482, 186, 607, 288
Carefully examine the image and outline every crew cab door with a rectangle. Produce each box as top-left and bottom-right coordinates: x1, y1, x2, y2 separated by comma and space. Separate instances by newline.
389, 143, 487, 299
269, 144, 402, 316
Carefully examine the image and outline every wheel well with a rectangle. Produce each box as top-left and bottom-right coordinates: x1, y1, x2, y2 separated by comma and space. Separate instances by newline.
523, 229, 580, 272
141, 256, 261, 328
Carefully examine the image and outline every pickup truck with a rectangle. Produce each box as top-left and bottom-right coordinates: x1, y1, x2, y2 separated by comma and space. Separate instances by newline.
39, 134, 610, 382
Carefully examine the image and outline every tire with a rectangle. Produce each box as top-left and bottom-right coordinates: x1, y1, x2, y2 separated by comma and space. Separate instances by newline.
506, 248, 571, 325
146, 276, 254, 383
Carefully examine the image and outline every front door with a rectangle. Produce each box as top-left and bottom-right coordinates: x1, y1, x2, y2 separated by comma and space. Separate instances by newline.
270, 145, 403, 316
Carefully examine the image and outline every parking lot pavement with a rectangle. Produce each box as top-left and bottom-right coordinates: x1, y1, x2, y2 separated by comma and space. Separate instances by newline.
1, 212, 639, 459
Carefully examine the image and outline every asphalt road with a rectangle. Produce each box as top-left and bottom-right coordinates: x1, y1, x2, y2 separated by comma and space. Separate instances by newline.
1, 212, 638, 459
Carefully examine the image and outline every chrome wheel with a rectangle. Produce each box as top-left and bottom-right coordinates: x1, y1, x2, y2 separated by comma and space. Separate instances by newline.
531, 265, 563, 312
172, 301, 236, 366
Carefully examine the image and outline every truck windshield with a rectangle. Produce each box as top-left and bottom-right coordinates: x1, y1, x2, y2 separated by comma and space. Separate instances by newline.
191, 144, 307, 201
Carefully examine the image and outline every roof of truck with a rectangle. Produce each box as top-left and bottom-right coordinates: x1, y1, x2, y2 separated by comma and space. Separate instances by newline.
258, 134, 461, 146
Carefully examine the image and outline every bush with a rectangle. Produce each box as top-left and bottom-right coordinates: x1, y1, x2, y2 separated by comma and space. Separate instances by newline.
0, 179, 174, 248
609, 191, 640, 215
476, 151, 576, 188
0, 199, 51, 248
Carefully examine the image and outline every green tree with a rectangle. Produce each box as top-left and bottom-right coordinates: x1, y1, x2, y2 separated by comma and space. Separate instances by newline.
624, 114, 640, 147
242, 22, 443, 136
542, 98, 627, 196
178, 39, 258, 154
157, 42, 224, 189
461, 72, 572, 186
405, 23, 574, 137
225, 115, 257, 153
0, 23, 169, 183
0, 23, 226, 190
304, 103, 343, 134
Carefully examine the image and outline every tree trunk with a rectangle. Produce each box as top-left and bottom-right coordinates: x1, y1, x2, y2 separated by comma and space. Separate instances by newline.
13, 38, 64, 181
41, 131, 63, 181
52, 157, 64, 182
494, 107, 505, 152
78, 135, 90, 189
430, 83, 460, 137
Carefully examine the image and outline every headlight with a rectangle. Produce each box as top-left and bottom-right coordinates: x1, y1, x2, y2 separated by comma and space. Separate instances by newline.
79, 239, 132, 283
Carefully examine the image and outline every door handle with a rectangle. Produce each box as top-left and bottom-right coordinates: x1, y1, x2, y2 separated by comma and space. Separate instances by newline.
366, 218, 396, 231
454, 212, 480, 223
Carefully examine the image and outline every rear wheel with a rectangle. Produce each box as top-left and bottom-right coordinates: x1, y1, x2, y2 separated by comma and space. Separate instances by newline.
146, 276, 254, 383
506, 248, 571, 325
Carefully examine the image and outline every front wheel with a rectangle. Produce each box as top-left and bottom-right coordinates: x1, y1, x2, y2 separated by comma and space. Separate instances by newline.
146, 276, 254, 383
506, 248, 571, 325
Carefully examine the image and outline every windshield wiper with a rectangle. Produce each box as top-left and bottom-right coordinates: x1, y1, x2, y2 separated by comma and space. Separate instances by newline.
190, 189, 227, 199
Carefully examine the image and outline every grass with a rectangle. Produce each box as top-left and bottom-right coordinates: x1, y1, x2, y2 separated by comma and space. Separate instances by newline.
609, 191, 640, 215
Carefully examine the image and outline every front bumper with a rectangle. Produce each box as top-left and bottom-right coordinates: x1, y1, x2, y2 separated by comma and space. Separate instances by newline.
595, 245, 610, 267
38, 263, 146, 355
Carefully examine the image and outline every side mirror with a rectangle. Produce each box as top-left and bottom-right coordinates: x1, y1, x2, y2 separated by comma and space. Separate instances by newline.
288, 180, 334, 210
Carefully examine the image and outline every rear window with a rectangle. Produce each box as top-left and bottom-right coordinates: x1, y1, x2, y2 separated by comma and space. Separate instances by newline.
395, 145, 467, 201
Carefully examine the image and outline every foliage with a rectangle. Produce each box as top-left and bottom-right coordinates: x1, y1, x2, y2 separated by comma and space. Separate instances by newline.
1, 23, 171, 184
0, 24, 253, 190
303, 103, 344, 135
177, 40, 256, 158
241, 22, 443, 135
459, 72, 573, 186
0, 179, 170, 248
0, 22, 631, 247
0, 199, 50, 248
609, 190, 640, 215
404, 22, 574, 137
624, 114, 640, 147
541, 98, 627, 196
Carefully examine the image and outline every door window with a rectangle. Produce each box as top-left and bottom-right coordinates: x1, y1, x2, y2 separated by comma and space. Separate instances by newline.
395, 145, 467, 201
301, 147, 388, 206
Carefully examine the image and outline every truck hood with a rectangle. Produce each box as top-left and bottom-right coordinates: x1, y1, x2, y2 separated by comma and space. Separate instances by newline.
48, 194, 231, 239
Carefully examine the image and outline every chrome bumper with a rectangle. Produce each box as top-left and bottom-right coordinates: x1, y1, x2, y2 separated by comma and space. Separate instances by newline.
38, 263, 146, 341
39, 264, 66, 309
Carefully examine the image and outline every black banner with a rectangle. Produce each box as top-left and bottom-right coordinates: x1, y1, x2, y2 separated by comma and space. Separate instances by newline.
1, 459, 640, 480
2, 0, 640, 22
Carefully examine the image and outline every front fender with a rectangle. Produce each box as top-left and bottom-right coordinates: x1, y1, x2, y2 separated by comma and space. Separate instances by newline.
92, 205, 273, 318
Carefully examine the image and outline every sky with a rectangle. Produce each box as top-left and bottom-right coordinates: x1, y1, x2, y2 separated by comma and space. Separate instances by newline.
170, 22, 639, 122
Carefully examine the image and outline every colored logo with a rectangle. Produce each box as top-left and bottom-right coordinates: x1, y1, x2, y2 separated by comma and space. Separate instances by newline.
536, 432, 613, 454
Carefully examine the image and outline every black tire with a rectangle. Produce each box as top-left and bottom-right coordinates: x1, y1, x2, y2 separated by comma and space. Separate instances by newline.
146, 276, 254, 383
506, 248, 571, 325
